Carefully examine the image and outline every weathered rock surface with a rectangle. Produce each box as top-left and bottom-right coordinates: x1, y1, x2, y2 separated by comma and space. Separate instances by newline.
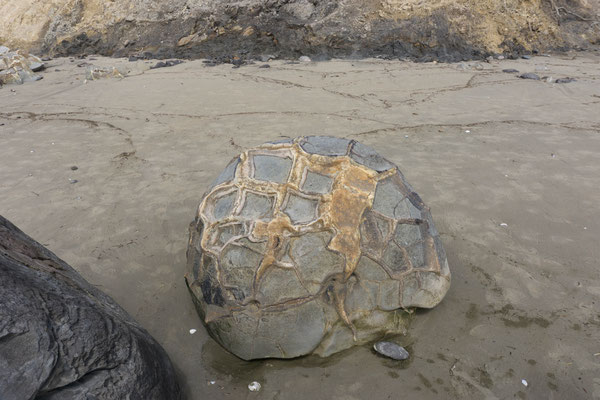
0, 0, 598, 61
185, 136, 451, 360
0, 216, 182, 400
0, 48, 44, 85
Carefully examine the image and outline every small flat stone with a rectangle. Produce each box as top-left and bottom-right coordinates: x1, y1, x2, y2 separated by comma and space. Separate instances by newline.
521, 55, 532, 60
150, 60, 183, 69
29, 62, 45, 72
373, 341, 410, 360
555, 77, 576, 84
519, 73, 540, 80
502, 68, 519, 73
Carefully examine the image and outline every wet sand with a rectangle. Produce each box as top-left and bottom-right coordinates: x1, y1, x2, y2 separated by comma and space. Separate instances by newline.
1, 52, 599, 399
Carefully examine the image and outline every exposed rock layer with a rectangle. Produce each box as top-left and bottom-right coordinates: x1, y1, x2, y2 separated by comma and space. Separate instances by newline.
0, 215, 182, 400
0, 0, 598, 61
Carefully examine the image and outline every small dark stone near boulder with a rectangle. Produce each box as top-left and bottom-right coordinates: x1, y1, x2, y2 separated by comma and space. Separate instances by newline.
555, 77, 576, 84
0, 216, 182, 400
231, 58, 245, 67
521, 55, 532, 60
150, 59, 184, 69
30, 62, 45, 72
128, 55, 139, 62
373, 341, 410, 360
519, 73, 540, 80
259, 64, 270, 68
502, 68, 519, 73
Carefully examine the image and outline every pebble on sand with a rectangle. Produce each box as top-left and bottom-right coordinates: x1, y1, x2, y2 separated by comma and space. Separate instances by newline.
519, 73, 540, 80
248, 381, 261, 392
373, 341, 410, 360
555, 77, 576, 84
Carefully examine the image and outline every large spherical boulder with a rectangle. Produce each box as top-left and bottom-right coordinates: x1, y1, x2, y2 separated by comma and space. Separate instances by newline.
185, 136, 450, 360
0, 216, 182, 400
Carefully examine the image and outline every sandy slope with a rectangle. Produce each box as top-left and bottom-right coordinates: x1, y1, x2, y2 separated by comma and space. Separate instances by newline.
1, 52, 599, 399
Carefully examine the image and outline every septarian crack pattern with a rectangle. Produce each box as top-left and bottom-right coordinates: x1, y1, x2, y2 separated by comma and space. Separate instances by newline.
185, 136, 450, 360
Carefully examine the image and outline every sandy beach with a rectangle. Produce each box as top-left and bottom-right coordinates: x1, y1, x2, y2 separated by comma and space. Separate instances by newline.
1, 52, 599, 399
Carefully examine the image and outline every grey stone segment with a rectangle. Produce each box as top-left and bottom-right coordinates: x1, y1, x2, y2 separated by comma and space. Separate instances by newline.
373, 178, 405, 219
379, 280, 401, 310
266, 138, 294, 145
299, 136, 350, 156
221, 243, 263, 270
253, 155, 293, 183
258, 267, 309, 305
221, 267, 255, 300
356, 256, 389, 281
283, 194, 319, 224
208, 312, 259, 360
407, 244, 425, 268
213, 191, 237, 220
345, 278, 376, 317
290, 232, 343, 285
302, 170, 333, 194
350, 141, 395, 172
239, 192, 274, 219
407, 199, 422, 219
393, 198, 412, 219
394, 223, 422, 246
383, 243, 410, 273
278, 301, 327, 357
214, 223, 244, 247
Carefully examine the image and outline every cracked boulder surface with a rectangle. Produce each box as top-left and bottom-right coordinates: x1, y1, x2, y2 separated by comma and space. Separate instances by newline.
0, 0, 599, 61
185, 136, 450, 359
0, 216, 182, 400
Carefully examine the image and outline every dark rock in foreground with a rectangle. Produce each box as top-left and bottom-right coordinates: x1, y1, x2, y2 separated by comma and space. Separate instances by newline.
0, 215, 182, 400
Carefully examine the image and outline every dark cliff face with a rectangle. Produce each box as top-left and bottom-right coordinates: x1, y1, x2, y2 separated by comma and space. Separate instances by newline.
2, 0, 598, 61
0, 216, 182, 400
